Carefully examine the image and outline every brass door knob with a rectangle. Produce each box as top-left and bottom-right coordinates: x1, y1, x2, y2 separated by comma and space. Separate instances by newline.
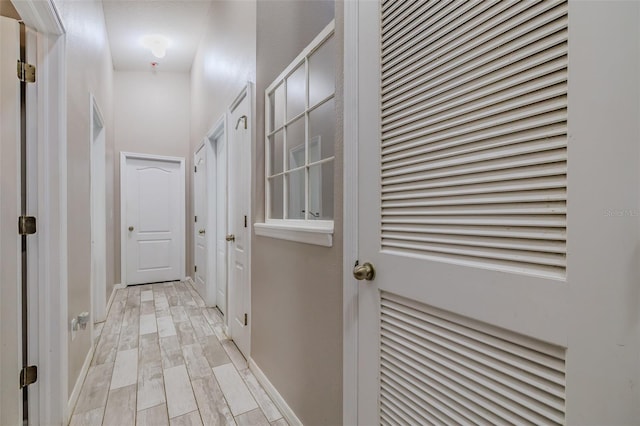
226, 234, 235, 242
353, 262, 375, 281
199, 229, 206, 235
128, 226, 134, 232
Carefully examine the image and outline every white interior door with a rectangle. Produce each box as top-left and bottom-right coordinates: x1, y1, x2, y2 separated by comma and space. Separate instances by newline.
228, 87, 252, 358
355, 1, 640, 424
0, 16, 23, 426
122, 153, 185, 285
91, 97, 107, 323
194, 146, 208, 300
213, 130, 228, 316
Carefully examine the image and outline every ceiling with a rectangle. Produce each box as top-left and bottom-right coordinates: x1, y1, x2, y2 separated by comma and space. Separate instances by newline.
102, 0, 212, 72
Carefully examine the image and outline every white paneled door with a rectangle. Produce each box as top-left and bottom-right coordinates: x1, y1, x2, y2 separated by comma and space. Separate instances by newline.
194, 146, 208, 300
228, 86, 252, 359
213, 126, 228, 316
354, 1, 640, 425
122, 153, 185, 285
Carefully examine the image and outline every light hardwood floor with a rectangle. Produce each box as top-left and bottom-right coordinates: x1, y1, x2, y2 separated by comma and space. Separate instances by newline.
70, 281, 285, 426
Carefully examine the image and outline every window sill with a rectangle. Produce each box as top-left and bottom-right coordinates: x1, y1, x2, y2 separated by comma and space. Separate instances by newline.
254, 222, 333, 247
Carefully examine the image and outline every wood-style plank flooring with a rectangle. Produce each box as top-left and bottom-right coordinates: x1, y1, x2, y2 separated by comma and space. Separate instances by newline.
70, 281, 285, 426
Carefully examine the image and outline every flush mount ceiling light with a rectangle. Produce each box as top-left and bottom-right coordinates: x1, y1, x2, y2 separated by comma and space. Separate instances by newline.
140, 34, 170, 59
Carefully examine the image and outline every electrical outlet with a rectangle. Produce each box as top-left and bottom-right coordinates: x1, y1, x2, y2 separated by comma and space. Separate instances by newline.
71, 318, 78, 341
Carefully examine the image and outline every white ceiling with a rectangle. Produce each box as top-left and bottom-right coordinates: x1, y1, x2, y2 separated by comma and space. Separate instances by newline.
103, 0, 212, 72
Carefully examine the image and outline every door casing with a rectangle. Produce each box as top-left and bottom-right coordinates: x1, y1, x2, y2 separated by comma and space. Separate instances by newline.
342, 2, 359, 424
208, 116, 228, 314
90, 93, 107, 325
1, 1, 67, 424
192, 115, 227, 312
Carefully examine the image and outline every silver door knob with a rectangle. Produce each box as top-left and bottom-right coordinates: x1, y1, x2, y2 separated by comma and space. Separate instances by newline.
353, 262, 375, 281
226, 234, 235, 242
128, 226, 134, 232
199, 229, 206, 235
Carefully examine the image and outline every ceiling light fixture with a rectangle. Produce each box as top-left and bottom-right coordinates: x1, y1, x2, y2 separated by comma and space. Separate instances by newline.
141, 34, 170, 59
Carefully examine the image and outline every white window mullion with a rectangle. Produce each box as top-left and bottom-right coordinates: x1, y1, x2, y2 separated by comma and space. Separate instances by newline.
304, 56, 310, 221
265, 90, 271, 220
283, 78, 289, 219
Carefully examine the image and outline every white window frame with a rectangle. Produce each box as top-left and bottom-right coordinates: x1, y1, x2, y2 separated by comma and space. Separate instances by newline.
256, 20, 336, 247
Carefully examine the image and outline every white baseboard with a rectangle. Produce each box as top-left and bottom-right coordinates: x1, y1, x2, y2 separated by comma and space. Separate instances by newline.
248, 358, 302, 426
65, 343, 95, 423
105, 283, 125, 315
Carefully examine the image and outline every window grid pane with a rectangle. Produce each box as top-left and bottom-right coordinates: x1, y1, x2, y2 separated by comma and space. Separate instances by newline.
309, 34, 335, 108
286, 63, 306, 121
283, 172, 288, 220
308, 160, 333, 220
269, 175, 284, 219
305, 164, 309, 221
286, 117, 305, 171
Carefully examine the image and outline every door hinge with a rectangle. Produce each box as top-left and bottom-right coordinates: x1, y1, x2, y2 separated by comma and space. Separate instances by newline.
244, 313, 248, 326
244, 215, 247, 228
194, 166, 197, 173
195, 265, 197, 272
20, 365, 37, 388
18, 216, 37, 235
17, 60, 36, 83
195, 215, 198, 223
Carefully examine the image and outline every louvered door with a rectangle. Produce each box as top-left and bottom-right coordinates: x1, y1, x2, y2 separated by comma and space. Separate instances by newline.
358, 0, 640, 425
355, 0, 640, 424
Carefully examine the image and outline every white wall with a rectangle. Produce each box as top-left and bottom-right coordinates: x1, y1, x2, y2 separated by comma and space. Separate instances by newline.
113, 71, 191, 283
190, 0, 256, 150
252, 2, 343, 425
56, 0, 115, 397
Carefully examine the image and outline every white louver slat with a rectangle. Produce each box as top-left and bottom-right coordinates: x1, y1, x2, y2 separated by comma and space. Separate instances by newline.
380, 292, 566, 426
380, 0, 568, 279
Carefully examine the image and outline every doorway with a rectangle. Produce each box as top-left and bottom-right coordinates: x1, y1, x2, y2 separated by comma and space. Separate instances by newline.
120, 152, 186, 285
193, 116, 228, 315
90, 94, 107, 324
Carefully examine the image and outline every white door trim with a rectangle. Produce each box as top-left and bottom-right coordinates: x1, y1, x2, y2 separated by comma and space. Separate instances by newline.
206, 115, 227, 310
10, 0, 65, 36
40, 31, 68, 426
120, 151, 186, 286
9, 0, 68, 424
89, 93, 106, 327
343, 1, 358, 424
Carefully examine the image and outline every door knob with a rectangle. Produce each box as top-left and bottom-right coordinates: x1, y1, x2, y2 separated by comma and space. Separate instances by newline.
199, 229, 206, 235
128, 226, 134, 232
353, 262, 375, 281
226, 234, 235, 242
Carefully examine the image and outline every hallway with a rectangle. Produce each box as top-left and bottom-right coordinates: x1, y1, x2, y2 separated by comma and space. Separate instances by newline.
70, 281, 286, 426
